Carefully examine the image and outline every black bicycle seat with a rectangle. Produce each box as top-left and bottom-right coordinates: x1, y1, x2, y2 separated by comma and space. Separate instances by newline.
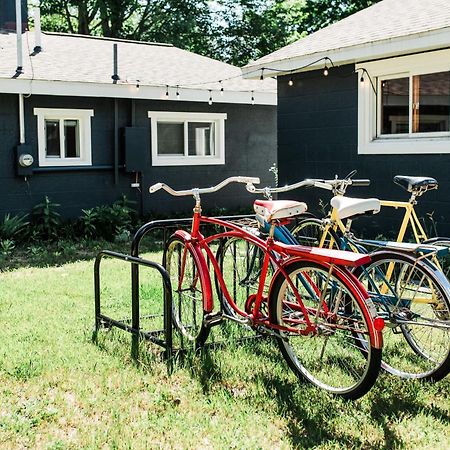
393, 176, 438, 192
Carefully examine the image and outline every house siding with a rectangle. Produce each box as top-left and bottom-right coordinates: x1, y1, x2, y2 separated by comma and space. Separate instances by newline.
0, 93, 276, 218
278, 65, 449, 236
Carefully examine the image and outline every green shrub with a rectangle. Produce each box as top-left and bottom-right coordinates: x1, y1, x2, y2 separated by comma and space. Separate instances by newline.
0, 213, 29, 240
32, 196, 61, 240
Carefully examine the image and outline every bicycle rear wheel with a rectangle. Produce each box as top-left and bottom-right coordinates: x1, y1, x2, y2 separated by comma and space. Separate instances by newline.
355, 250, 450, 381
269, 260, 382, 399
165, 235, 209, 347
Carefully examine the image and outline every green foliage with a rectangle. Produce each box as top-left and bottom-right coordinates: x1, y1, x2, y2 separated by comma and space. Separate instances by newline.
0, 213, 29, 240
37, 0, 380, 66
0, 239, 15, 257
31, 196, 61, 240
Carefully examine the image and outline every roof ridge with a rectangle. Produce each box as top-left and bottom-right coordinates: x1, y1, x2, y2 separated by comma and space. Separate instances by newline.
41, 31, 173, 48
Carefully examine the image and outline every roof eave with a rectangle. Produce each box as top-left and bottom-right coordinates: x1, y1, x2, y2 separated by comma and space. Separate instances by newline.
0, 78, 277, 106
242, 27, 450, 79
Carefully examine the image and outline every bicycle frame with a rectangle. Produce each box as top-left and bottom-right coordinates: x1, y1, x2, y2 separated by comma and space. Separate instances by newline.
177, 207, 378, 340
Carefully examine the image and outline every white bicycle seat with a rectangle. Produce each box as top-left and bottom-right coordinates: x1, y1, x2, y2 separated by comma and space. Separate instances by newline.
254, 200, 307, 222
331, 196, 380, 220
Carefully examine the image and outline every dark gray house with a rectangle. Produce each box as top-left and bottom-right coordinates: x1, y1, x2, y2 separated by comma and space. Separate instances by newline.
0, 3, 276, 218
243, 0, 450, 232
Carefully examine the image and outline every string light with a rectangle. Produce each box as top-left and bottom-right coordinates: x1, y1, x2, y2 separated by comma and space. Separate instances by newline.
251, 91, 255, 105
165, 85, 169, 98
176, 85, 180, 100
220, 80, 224, 96
323, 65, 329, 76
288, 76, 294, 87
136, 80, 140, 90
260, 69, 264, 81
360, 74, 364, 83
208, 90, 213, 105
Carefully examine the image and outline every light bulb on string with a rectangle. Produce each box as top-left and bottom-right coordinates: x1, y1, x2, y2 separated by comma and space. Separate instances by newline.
136, 80, 140, 90
165, 85, 169, 98
208, 90, 213, 106
323, 65, 329, 76
260, 69, 264, 81
251, 91, 255, 106
176, 85, 180, 100
220, 81, 224, 96
360, 74, 365, 83
288, 76, 294, 87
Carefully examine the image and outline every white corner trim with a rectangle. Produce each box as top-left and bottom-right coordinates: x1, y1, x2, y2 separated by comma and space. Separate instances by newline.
148, 111, 226, 166
34, 107, 94, 166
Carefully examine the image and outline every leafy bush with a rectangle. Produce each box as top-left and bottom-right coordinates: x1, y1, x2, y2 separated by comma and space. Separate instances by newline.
31, 196, 61, 240
0, 239, 15, 257
0, 213, 29, 240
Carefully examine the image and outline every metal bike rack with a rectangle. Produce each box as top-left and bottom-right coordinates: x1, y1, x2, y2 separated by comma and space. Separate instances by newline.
93, 215, 257, 368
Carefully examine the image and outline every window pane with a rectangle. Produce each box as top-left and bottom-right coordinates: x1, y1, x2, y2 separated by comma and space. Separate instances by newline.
64, 119, 80, 158
157, 122, 184, 155
413, 71, 450, 133
188, 122, 215, 156
45, 119, 60, 157
381, 77, 409, 134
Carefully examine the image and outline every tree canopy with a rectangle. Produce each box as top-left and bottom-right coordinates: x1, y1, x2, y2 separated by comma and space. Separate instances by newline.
37, 0, 381, 66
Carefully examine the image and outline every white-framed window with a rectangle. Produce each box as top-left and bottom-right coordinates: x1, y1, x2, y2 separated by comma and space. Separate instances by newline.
357, 49, 450, 154
34, 108, 94, 166
148, 111, 226, 166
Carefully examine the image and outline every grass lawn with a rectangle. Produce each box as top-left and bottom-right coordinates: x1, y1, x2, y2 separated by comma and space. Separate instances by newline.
0, 244, 449, 449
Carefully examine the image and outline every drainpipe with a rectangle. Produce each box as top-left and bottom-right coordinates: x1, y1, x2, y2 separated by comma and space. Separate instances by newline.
16, 0, 23, 73
19, 93, 25, 144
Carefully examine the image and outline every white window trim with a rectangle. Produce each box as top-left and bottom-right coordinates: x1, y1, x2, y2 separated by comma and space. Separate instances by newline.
148, 111, 227, 166
357, 49, 450, 154
34, 108, 94, 166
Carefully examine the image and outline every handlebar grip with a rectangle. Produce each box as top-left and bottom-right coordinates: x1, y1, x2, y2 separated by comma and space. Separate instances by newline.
149, 182, 163, 193
237, 176, 260, 185
351, 179, 370, 187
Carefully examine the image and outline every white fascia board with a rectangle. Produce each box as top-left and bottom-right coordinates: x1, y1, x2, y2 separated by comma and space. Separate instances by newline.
242, 27, 450, 78
0, 78, 277, 105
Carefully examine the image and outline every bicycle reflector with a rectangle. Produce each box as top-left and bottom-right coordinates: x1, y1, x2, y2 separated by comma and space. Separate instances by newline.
373, 317, 385, 332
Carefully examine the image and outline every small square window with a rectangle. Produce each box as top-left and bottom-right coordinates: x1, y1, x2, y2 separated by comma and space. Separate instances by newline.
34, 108, 94, 167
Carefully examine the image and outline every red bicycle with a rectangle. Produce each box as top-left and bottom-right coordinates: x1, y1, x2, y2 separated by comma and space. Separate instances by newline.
150, 176, 384, 399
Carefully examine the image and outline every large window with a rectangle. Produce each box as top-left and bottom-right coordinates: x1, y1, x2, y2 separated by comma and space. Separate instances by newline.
148, 111, 226, 166
34, 108, 94, 166
357, 49, 450, 154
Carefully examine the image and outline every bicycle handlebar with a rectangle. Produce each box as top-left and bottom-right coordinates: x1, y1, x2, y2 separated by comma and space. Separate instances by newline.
149, 176, 261, 197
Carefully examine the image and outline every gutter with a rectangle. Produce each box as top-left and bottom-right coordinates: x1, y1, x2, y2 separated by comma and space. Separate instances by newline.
242, 26, 450, 78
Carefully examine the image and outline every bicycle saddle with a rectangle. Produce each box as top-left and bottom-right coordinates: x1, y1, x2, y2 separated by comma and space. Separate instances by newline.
254, 200, 307, 222
393, 176, 438, 192
331, 196, 380, 220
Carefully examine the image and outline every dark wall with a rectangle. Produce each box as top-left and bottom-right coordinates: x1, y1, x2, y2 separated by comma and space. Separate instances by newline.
0, 93, 276, 218
278, 65, 450, 237
0, 0, 27, 31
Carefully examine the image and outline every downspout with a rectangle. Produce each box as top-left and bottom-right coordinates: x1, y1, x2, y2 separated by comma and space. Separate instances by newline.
16, 0, 23, 73
114, 98, 118, 184
34, 4, 42, 53
19, 93, 25, 144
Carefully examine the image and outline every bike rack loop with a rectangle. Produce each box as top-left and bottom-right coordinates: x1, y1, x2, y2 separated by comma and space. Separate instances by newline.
94, 215, 254, 368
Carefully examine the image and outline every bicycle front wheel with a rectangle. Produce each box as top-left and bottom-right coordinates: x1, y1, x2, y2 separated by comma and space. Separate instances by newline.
165, 235, 209, 347
269, 260, 382, 399
355, 250, 450, 381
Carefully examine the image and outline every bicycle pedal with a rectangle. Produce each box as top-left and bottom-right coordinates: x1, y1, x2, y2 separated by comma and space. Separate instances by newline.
203, 312, 224, 327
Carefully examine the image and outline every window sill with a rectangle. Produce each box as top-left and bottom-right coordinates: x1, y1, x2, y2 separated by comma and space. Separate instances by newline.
152, 156, 225, 166
358, 137, 450, 155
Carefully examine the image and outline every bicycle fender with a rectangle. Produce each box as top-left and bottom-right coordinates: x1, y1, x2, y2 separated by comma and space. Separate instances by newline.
269, 257, 383, 350
171, 230, 214, 313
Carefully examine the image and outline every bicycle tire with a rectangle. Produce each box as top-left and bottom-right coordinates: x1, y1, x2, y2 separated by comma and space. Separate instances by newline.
269, 260, 382, 399
354, 250, 450, 381
216, 237, 271, 318
164, 235, 209, 347
291, 218, 341, 249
